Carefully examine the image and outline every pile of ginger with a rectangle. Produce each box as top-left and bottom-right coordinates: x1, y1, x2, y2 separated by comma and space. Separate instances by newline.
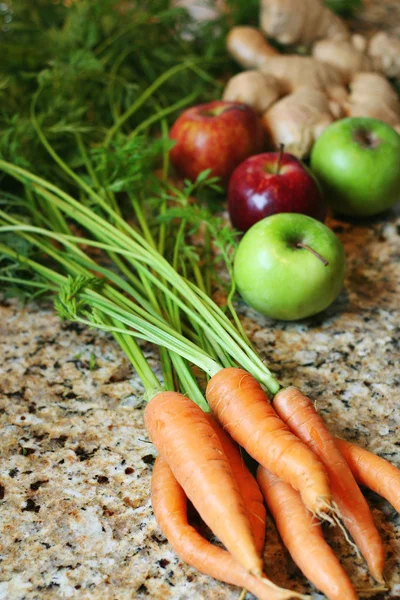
220, 0, 400, 157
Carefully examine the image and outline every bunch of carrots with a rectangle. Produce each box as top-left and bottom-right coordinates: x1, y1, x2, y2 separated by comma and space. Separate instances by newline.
147, 372, 400, 600
0, 61, 398, 600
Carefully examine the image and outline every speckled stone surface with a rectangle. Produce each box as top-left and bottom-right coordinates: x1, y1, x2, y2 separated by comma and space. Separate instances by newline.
1, 2, 400, 599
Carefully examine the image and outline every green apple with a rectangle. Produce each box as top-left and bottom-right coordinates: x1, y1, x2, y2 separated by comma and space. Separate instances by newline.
233, 213, 346, 321
311, 117, 400, 217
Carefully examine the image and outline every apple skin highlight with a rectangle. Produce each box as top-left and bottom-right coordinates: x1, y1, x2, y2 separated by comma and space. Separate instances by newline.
228, 152, 326, 232
169, 101, 264, 185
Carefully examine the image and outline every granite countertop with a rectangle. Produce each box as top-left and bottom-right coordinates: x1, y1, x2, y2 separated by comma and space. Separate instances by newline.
1, 2, 400, 599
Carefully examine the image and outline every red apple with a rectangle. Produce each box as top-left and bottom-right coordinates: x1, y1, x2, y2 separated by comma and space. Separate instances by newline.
169, 101, 264, 185
228, 152, 326, 232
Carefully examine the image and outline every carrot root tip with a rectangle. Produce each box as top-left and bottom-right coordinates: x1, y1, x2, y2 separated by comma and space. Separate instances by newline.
314, 498, 343, 526
332, 514, 360, 556
314, 510, 335, 526
315, 502, 362, 556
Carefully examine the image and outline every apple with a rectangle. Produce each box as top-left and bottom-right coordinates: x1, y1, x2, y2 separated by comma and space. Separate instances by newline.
310, 117, 400, 217
228, 151, 326, 232
169, 101, 264, 185
233, 213, 346, 321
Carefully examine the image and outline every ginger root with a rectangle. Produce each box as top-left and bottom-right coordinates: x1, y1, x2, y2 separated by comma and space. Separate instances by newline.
222, 70, 282, 114
258, 0, 400, 80
368, 32, 400, 78
312, 35, 375, 81
226, 26, 278, 70
313, 31, 400, 81
226, 28, 344, 94
262, 86, 336, 158
259, 55, 344, 94
345, 73, 400, 133
222, 2, 400, 159
260, 0, 349, 46
226, 28, 345, 94
326, 85, 349, 119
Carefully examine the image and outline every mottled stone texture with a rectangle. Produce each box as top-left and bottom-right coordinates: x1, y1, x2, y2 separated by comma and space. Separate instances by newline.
1, 3, 400, 598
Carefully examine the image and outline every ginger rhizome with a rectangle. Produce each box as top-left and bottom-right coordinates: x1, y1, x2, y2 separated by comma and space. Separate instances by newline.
260, 0, 349, 45
222, 0, 400, 157
262, 86, 337, 157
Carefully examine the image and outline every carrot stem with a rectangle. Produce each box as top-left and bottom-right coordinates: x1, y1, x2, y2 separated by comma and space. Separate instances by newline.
0, 158, 281, 394
104, 60, 205, 146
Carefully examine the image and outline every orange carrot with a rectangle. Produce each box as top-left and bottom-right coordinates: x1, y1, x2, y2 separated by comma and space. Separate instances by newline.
336, 437, 400, 513
257, 466, 358, 600
151, 456, 309, 600
144, 391, 262, 576
273, 386, 386, 583
206, 413, 266, 555
206, 368, 332, 517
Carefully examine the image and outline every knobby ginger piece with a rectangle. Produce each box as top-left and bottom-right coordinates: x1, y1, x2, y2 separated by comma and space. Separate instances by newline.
259, 55, 344, 94
326, 85, 348, 119
222, 71, 282, 114
226, 26, 344, 93
313, 36, 375, 82
260, 0, 349, 46
346, 72, 400, 133
368, 32, 400, 78
315, 32, 400, 80
262, 86, 335, 158
226, 26, 279, 70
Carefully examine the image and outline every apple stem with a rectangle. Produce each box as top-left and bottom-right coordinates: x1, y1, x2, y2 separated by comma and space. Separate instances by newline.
296, 243, 329, 266
276, 143, 284, 175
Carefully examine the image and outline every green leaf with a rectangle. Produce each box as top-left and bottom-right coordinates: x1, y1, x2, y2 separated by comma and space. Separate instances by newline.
54, 274, 103, 321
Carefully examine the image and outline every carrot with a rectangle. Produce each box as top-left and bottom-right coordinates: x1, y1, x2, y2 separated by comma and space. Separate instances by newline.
144, 391, 262, 576
206, 368, 333, 518
206, 412, 266, 555
273, 386, 386, 583
257, 465, 358, 600
335, 437, 400, 513
151, 456, 309, 600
